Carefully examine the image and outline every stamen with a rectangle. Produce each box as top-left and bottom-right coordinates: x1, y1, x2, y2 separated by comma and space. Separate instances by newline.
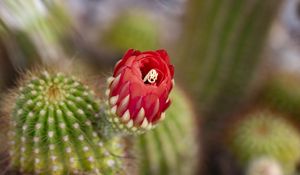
143, 69, 158, 84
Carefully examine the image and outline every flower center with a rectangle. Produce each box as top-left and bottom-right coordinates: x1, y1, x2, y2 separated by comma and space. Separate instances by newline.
143, 69, 158, 84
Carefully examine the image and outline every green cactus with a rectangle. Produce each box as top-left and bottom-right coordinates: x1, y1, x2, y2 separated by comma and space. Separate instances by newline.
230, 110, 300, 174
0, 0, 71, 64
103, 10, 159, 51
176, 0, 282, 119
4, 70, 124, 175
174, 1, 283, 174
135, 87, 198, 175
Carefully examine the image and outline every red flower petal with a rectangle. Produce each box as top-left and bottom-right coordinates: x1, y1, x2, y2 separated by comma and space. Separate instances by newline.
156, 49, 170, 63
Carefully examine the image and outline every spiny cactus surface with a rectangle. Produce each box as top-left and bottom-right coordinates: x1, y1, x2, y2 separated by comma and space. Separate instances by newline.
135, 87, 197, 175
231, 110, 300, 174
7, 71, 124, 175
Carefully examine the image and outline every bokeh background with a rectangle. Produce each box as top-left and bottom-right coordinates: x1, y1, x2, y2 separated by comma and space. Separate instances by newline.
1, 0, 300, 175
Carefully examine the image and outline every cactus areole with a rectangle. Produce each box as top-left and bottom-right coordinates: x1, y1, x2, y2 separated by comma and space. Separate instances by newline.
106, 49, 175, 134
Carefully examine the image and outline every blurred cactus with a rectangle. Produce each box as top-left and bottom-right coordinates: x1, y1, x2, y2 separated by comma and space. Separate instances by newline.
175, 1, 283, 174
2, 70, 124, 174
0, 26, 16, 90
0, 20, 41, 69
103, 10, 159, 52
176, 0, 282, 118
0, 0, 71, 64
263, 73, 300, 117
135, 87, 198, 175
230, 110, 300, 174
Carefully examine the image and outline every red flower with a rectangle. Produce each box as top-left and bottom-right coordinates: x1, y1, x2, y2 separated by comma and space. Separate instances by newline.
106, 49, 174, 132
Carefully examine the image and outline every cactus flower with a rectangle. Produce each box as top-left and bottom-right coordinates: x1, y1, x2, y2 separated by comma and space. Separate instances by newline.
106, 49, 174, 133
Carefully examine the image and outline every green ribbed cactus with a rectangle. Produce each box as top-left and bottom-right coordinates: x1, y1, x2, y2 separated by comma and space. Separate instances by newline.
230, 110, 300, 174
103, 10, 159, 51
4, 70, 124, 174
135, 87, 197, 175
263, 73, 300, 117
176, 0, 282, 118
175, 1, 283, 174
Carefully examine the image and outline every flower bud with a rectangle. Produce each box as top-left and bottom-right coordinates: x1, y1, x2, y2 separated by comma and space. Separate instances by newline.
106, 49, 174, 134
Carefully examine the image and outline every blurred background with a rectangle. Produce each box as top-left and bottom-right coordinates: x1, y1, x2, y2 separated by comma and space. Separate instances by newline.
2, 0, 300, 174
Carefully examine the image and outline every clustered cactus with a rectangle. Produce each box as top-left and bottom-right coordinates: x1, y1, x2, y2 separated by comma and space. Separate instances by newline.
5, 70, 124, 174
230, 110, 300, 174
0, 0, 291, 174
0, 46, 196, 175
